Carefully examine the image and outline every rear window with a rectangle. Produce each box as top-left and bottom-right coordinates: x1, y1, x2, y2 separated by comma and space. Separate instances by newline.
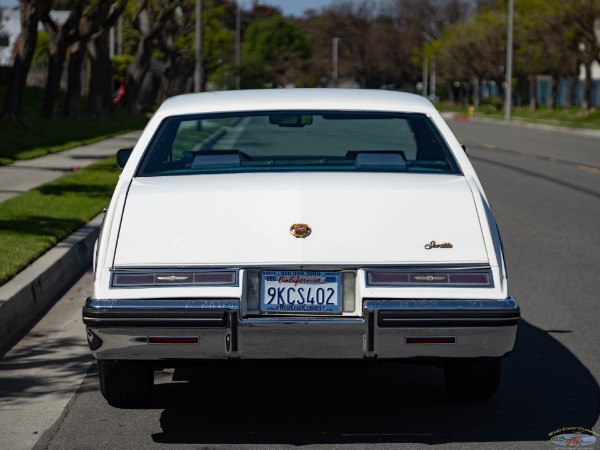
136, 111, 460, 176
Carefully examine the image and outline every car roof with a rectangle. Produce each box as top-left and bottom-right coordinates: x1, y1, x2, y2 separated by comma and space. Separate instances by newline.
157, 88, 437, 116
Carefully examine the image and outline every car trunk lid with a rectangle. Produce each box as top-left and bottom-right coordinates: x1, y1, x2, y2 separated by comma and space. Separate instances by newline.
113, 172, 489, 267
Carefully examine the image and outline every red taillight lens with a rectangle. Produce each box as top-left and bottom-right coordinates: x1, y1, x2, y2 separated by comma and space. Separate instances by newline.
405, 336, 456, 344
148, 337, 199, 344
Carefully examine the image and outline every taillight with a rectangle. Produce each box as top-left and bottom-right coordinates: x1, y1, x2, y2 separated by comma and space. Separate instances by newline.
111, 270, 238, 287
366, 269, 492, 287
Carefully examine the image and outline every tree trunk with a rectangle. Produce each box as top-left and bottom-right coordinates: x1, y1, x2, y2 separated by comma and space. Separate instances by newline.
582, 60, 593, 112
126, 1, 176, 114
529, 74, 537, 112
547, 75, 558, 111
473, 78, 481, 108
41, 4, 83, 118
565, 74, 577, 109
64, 40, 86, 118
84, 0, 128, 118
87, 29, 114, 118
1, 1, 40, 122
126, 34, 154, 115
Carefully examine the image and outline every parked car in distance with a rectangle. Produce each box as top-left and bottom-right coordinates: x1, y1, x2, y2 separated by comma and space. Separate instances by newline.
83, 88, 519, 405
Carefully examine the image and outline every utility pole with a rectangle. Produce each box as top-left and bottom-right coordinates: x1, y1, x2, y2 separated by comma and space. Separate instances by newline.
235, 2, 241, 90
504, 0, 514, 120
332, 37, 339, 87
195, 0, 203, 92
422, 58, 428, 98
118, 16, 123, 55
430, 58, 436, 101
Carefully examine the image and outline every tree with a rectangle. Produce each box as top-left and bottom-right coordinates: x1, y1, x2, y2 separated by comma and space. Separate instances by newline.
242, 15, 310, 88
126, 0, 177, 114
300, 1, 380, 88
63, 15, 93, 118
40, 1, 84, 118
566, 0, 600, 111
156, 0, 233, 99
86, 0, 128, 117
1, 0, 50, 122
425, 8, 506, 106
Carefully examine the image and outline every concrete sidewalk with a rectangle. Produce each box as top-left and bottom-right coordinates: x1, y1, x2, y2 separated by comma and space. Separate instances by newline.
0, 131, 141, 203
0, 131, 142, 353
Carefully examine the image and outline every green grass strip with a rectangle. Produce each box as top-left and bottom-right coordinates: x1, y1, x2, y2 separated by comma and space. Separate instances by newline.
0, 87, 148, 165
0, 156, 120, 286
437, 103, 600, 130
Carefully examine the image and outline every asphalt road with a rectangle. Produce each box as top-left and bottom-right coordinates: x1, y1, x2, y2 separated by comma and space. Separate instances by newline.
1, 118, 599, 449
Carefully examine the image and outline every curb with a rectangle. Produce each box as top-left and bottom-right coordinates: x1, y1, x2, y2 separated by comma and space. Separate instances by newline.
0, 215, 102, 353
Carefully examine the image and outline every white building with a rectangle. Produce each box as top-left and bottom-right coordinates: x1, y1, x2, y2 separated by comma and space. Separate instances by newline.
0, 8, 70, 66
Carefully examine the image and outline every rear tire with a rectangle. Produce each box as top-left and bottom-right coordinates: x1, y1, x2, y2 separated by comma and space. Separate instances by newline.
444, 358, 501, 400
98, 360, 153, 406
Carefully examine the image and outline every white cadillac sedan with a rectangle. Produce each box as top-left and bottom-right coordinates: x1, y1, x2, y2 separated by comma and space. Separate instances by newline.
83, 88, 519, 405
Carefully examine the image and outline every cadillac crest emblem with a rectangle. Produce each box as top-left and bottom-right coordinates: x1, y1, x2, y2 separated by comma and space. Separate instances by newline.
290, 223, 312, 238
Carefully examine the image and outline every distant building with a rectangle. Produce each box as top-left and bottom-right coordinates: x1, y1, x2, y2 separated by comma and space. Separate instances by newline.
0, 9, 70, 67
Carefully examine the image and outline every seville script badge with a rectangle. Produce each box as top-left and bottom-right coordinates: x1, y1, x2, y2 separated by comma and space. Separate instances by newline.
290, 223, 312, 238
424, 240, 453, 250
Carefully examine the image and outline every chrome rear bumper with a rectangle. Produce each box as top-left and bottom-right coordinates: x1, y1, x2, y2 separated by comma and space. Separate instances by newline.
83, 298, 519, 361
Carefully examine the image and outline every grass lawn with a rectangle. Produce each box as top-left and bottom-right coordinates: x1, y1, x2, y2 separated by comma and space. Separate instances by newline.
0, 157, 120, 286
0, 86, 147, 165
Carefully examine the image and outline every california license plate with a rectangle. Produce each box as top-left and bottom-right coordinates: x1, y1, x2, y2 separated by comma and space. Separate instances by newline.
260, 271, 341, 314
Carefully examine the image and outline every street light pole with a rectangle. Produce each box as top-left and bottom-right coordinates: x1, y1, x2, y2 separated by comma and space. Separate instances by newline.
235, 2, 241, 90
422, 58, 428, 98
332, 37, 339, 87
504, 0, 514, 120
195, 0, 203, 93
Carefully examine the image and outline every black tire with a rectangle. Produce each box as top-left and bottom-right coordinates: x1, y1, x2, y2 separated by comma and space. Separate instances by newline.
444, 358, 502, 400
98, 359, 154, 406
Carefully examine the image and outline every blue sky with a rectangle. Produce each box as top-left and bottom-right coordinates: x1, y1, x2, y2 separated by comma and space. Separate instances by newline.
0, 1, 335, 17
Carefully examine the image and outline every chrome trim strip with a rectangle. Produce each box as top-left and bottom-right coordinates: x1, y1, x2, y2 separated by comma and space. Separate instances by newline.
112, 263, 492, 271
363, 298, 518, 311
85, 298, 240, 310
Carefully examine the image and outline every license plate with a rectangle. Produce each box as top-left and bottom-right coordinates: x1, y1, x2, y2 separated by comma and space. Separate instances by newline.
260, 271, 341, 314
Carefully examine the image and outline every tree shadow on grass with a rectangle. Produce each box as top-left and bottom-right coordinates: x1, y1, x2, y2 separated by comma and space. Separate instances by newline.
0, 216, 85, 239
36, 183, 115, 198
148, 320, 599, 446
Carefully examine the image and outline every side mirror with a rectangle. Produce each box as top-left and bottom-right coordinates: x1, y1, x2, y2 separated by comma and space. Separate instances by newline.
116, 148, 133, 169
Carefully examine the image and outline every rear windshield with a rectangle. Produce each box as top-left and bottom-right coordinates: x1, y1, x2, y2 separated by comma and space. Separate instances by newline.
136, 111, 460, 176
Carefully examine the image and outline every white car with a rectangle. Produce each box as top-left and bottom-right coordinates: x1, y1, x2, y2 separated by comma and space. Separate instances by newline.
83, 89, 519, 404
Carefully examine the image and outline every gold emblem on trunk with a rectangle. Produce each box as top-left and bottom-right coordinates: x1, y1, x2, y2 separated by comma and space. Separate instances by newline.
290, 223, 312, 238
424, 240, 453, 250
